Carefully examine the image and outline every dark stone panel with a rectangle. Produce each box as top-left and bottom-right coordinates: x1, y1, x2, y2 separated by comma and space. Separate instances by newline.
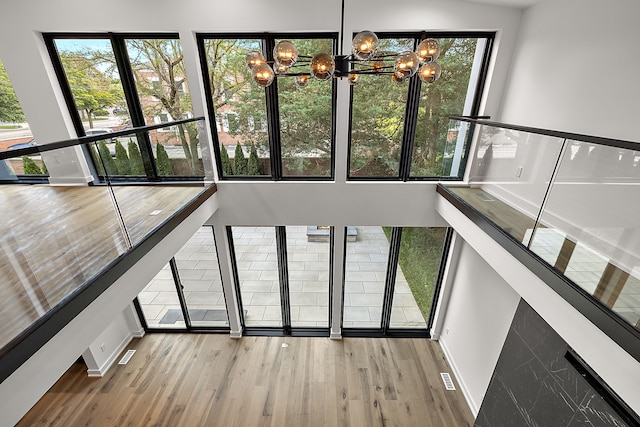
476, 299, 637, 427
474, 376, 527, 427
577, 392, 632, 427
512, 300, 566, 364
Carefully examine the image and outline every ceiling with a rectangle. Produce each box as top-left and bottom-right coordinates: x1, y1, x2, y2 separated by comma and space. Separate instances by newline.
463, 0, 546, 9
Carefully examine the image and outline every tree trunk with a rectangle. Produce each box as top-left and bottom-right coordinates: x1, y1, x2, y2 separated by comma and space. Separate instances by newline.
86, 109, 94, 129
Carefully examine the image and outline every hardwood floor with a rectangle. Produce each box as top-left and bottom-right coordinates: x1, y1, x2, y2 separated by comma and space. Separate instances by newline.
18, 334, 474, 426
0, 184, 209, 350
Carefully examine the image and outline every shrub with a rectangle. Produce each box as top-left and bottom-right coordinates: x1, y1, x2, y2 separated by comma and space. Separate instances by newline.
248, 143, 262, 175
127, 139, 145, 175
114, 140, 131, 175
234, 144, 247, 175
156, 144, 174, 175
220, 145, 233, 175
97, 140, 118, 176
90, 145, 105, 176
22, 156, 42, 174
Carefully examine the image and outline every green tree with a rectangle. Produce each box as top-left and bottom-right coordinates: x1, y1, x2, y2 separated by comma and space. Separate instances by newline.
233, 144, 247, 175
127, 139, 145, 175
0, 59, 26, 123
59, 53, 122, 129
21, 156, 42, 174
247, 143, 262, 175
114, 140, 131, 175
156, 143, 174, 175
97, 140, 118, 175
126, 39, 200, 174
220, 144, 233, 175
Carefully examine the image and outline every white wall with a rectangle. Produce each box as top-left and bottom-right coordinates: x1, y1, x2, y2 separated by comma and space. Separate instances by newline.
498, 0, 640, 142
438, 237, 520, 415
436, 193, 640, 417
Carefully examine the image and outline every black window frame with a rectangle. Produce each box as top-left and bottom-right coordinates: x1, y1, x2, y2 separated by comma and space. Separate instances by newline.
346, 31, 495, 182
196, 32, 338, 181
43, 32, 205, 183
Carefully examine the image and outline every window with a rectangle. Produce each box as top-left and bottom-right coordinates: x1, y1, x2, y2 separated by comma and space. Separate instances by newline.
45, 33, 203, 181
0, 57, 46, 181
198, 33, 337, 179
348, 32, 494, 180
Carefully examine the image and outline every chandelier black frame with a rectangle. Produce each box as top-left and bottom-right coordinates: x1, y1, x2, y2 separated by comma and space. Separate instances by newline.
246, 31, 442, 88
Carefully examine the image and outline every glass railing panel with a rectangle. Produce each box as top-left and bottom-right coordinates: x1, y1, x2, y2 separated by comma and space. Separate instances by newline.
450, 124, 565, 245
0, 181, 130, 349
529, 140, 640, 330
441, 119, 471, 178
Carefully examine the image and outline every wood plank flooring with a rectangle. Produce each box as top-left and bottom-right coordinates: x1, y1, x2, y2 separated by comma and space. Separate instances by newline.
18, 334, 474, 426
0, 184, 209, 350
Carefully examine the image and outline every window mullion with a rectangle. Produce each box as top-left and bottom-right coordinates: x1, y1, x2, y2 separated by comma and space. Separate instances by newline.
398, 38, 422, 181
111, 35, 159, 179
263, 36, 282, 180
381, 227, 403, 333
276, 226, 291, 334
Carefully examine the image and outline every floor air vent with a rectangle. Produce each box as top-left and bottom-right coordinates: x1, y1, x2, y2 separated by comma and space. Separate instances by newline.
476, 193, 495, 202
440, 372, 456, 390
118, 349, 136, 365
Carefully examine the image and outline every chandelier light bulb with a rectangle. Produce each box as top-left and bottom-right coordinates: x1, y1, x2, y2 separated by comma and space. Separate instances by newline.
392, 71, 407, 84
348, 73, 361, 86
245, 50, 266, 71
418, 61, 442, 83
416, 38, 440, 64
394, 51, 420, 79
352, 31, 379, 60
310, 53, 335, 81
274, 63, 290, 75
295, 75, 310, 88
274, 40, 298, 68
252, 63, 275, 87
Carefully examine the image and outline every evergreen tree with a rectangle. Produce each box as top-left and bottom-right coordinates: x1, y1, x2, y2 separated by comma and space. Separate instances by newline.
22, 156, 42, 174
156, 143, 174, 175
247, 143, 262, 175
127, 139, 146, 175
233, 143, 247, 175
90, 144, 105, 176
220, 144, 233, 175
97, 140, 118, 176
114, 140, 131, 175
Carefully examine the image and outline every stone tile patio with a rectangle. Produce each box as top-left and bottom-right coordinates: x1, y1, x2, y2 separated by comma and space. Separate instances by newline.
138, 226, 428, 330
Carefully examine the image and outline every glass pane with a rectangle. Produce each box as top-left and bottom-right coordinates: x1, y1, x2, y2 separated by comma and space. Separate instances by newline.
53, 39, 131, 134
0, 57, 43, 177
389, 227, 446, 328
175, 227, 227, 327
343, 226, 390, 328
232, 226, 281, 326
287, 226, 330, 327
203, 39, 270, 177
530, 140, 640, 331
410, 38, 481, 177
87, 134, 147, 178
137, 263, 185, 329
449, 125, 565, 245
125, 38, 202, 177
277, 38, 333, 177
349, 38, 414, 178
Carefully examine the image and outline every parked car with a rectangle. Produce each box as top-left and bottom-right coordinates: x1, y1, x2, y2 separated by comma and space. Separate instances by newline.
7, 139, 36, 150
84, 128, 113, 137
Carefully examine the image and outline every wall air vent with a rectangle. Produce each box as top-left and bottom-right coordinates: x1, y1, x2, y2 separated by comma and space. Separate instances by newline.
440, 372, 456, 390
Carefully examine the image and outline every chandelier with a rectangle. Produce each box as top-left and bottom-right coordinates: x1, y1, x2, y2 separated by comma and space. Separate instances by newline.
245, 31, 442, 88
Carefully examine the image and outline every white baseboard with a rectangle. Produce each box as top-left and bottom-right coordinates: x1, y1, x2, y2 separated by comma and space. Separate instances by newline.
86, 332, 135, 377
131, 328, 145, 338
439, 337, 480, 417
230, 329, 242, 339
